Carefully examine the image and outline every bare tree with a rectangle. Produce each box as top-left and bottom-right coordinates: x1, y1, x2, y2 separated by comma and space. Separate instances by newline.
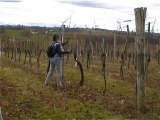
74, 51, 84, 86
128, 52, 131, 69
120, 52, 124, 79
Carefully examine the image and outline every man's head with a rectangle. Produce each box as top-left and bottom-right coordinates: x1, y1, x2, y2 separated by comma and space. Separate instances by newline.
53, 34, 59, 41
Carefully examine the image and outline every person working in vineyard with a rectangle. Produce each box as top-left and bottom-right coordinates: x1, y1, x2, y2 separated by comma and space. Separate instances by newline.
45, 33, 71, 88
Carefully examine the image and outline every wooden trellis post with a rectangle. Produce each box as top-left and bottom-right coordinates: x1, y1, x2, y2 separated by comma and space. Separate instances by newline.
36, 36, 41, 69
114, 34, 116, 66
124, 25, 129, 61
75, 39, 78, 67
23, 40, 28, 64
134, 7, 147, 112
101, 38, 106, 94
29, 40, 32, 68
62, 25, 65, 77
158, 39, 160, 64
13, 35, 17, 61
0, 37, 2, 56
0, 107, 3, 120
86, 30, 92, 69
144, 22, 151, 84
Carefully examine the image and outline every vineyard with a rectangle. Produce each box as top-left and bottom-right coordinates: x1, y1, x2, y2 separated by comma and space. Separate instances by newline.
0, 18, 160, 119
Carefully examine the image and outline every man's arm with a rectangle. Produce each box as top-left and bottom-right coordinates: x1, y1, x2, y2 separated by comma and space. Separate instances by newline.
56, 44, 71, 54
61, 41, 68, 46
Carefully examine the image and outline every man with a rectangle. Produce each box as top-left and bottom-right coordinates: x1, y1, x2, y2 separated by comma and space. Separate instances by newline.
45, 34, 71, 88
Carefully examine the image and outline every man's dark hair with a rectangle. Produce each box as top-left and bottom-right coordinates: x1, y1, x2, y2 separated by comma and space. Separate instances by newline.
53, 34, 59, 41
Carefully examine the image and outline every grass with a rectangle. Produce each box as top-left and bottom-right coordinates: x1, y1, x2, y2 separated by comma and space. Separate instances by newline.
1, 58, 123, 119
36, 100, 122, 120
64, 65, 135, 97
1, 52, 160, 119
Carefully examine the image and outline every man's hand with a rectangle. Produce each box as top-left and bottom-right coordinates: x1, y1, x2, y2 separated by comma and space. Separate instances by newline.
62, 41, 69, 46
67, 49, 72, 54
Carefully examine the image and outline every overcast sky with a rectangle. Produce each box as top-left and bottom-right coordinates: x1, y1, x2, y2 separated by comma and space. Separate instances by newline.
0, 0, 160, 32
